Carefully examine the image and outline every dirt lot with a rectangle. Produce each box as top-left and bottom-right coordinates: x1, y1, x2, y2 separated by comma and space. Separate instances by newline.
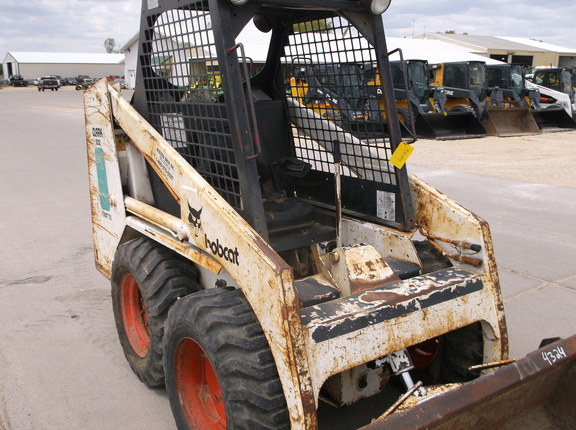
409, 131, 576, 189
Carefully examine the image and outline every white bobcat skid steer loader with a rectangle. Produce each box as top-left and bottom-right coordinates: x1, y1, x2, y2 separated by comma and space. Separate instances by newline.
84, 0, 576, 428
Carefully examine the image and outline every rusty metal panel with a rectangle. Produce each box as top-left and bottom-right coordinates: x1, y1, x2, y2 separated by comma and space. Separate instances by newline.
326, 244, 401, 296
301, 268, 483, 343
84, 81, 127, 278
410, 173, 509, 355
301, 280, 506, 402
341, 218, 420, 266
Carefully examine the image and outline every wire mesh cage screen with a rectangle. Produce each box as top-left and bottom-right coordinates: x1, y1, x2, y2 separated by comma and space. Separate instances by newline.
283, 17, 397, 187
139, 4, 243, 209
137, 4, 411, 228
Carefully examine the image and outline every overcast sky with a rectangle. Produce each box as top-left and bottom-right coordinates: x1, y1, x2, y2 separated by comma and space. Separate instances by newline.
1, 0, 575, 58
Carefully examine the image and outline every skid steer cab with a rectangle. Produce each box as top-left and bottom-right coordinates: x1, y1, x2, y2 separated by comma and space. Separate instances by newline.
83, 0, 574, 428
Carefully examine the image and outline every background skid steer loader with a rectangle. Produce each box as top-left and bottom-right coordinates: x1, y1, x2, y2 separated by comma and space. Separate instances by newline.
84, 0, 575, 428
430, 61, 540, 137
487, 63, 576, 133
373, 59, 487, 140
526, 67, 576, 131
289, 61, 413, 139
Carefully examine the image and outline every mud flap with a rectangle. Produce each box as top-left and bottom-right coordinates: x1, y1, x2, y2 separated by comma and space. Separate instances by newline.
362, 334, 576, 429
531, 107, 576, 133
415, 112, 486, 140
481, 107, 541, 137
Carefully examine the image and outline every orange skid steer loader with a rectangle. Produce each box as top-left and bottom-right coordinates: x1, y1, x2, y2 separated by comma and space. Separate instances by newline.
84, 0, 576, 428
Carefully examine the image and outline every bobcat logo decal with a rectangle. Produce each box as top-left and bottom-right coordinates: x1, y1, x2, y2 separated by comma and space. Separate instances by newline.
188, 203, 203, 230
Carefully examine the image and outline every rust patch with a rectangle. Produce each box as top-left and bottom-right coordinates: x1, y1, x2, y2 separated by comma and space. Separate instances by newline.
360, 290, 404, 303
349, 273, 401, 295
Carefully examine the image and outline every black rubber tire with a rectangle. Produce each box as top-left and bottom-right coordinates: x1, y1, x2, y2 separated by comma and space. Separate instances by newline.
111, 237, 201, 387
410, 241, 484, 385
438, 322, 484, 382
164, 287, 290, 430
449, 104, 476, 117
397, 107, 411, 125
415, 322, 484, 385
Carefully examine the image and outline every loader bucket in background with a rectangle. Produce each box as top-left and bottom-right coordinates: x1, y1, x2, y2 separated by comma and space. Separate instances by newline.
363, 334, 576, 430
415, 112, 486, 140
531, 107, 576, 133
480, 106, 541, 136
352, 120, 415, 142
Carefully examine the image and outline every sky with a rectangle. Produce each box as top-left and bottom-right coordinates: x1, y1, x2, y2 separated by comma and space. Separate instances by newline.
1, 0, 575, 59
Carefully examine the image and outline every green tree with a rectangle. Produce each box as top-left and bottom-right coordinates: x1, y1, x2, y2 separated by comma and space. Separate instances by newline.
441, 30, 468, 35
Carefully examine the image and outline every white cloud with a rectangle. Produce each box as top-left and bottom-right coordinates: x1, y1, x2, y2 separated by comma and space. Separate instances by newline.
384, 1, 576, 49
0, 0, 141, 55
1, 0, 575, 60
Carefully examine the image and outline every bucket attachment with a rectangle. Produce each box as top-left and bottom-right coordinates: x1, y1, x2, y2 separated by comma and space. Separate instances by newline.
414, 112, 486, 140
481, 106, 541, 137
363, 334, 576, 429
350, 120, 414, 142
531, 107, 576, 133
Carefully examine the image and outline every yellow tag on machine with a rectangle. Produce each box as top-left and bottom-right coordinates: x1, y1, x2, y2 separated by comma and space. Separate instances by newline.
390, 141, 414, 169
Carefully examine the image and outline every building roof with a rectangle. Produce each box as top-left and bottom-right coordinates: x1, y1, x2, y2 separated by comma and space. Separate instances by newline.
414, 34, 576, 55
497, 37, 576, 53
386, 37, 503, 65
4, 52, 124, 64
120, 34, 139, 53
415, 34, 544, 53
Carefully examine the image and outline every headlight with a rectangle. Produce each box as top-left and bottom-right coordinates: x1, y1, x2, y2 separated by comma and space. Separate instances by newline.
229, 0, 248, 5
365, 0, 392, 15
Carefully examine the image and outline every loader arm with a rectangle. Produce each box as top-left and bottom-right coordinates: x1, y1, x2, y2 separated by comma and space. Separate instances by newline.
85, 80, 318, 428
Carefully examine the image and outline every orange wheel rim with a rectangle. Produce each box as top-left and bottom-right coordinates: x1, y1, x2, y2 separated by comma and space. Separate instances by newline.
174, 338, 226, 429
120, 273, 150, 358
408, 337, 441, 369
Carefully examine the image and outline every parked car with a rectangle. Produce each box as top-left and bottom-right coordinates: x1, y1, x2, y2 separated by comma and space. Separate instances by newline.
62, 77, 77, 86
106, 75, 127, 89
52, 75, 64, 86
76, 75, 94, 84
38, 76, 59, 91
9, 75, 28, 87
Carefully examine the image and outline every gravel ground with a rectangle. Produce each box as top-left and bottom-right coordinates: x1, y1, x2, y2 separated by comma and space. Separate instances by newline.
409, 130, 576, 189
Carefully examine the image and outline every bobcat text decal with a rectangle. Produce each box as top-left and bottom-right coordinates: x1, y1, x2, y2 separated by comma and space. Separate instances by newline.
205, 235, 240, 266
